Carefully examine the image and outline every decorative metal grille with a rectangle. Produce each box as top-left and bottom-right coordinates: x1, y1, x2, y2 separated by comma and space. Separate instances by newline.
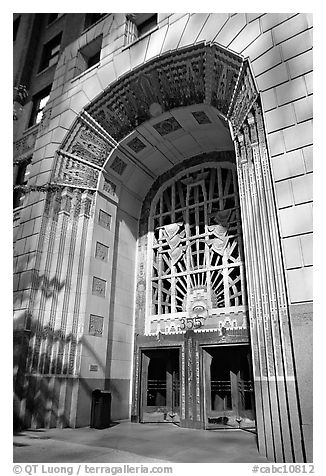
148, 164, 245, 317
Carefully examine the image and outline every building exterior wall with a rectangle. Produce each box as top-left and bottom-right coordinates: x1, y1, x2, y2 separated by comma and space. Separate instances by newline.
13, 13, 313, 462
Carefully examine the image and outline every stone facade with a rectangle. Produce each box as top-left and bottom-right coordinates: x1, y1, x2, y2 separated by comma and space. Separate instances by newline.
13, 13, 313, 463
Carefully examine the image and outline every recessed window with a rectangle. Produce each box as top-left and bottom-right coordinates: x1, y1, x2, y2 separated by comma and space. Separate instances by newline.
13, 158, 31, 209
126, 13, 158, 44
28, 86, 51, 127
39, 33, 62, 72
13, 16, 21, 42
75, 35, 102, 77
84, 13, 106, 30
136, 14, 157, 37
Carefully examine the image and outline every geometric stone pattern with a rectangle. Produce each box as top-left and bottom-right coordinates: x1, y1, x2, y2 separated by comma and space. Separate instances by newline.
152, 117, 181, 136
89, 314, 104, 336
54, 152, 99, 188
14, 125, 39, 159
148, 163, 245, 325
95, 241, 109, 261
135, 150, 236, 336
228, 59, 259, 134
92, 276, 106, 297
191, 111, 211, 124
21, 187, 95, 382
110, 156, 127, 175
98, 209, 111, 229
86, 43, 243, 142
69, 126, 113, 168
210, 46, 243, 115
126, 136, 146, 153
233, 100, 305, 462
51, 44, 243, 194
103, 177, 117, 196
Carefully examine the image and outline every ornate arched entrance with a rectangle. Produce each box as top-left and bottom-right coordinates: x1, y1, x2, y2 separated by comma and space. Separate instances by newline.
18, 42, 305, 462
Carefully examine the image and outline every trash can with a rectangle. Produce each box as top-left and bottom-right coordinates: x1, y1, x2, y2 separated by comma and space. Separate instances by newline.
90, 389, 111, 429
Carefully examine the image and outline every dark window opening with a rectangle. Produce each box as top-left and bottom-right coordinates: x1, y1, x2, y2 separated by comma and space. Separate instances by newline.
137, 14, 157, 37
88, 50, 101, 68
28, 86, 51, 127
75, 35, 102, 77
13, 16, 21, 42
13, 158, 31, 209
84, 13, 106, 30
39, 33, 62, 72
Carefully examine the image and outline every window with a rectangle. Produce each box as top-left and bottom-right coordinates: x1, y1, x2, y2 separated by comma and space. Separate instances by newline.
28, 86, 51, 127
136, 14, 157, 37
13, 16, 21, 41
148, 164, 245, 318
39, 33, 62, 72
75, 35, 102, 77
84, 13, 106, 30
13, 158, 31, 209
126, 13, 158, 44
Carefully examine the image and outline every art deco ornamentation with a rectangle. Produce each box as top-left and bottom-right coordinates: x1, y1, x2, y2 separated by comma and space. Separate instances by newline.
89, 314, 104, 336
149, 163, 244, 320
98, 209, 111, 229
92, 277, 106, 297
95, 242, 109, 261
110, 156, 127, 175
52, 45, 245, 193
86, 43, 242, 142
228, 61, 258, 135
209, 47, 243, 115
127, 136, 147, 153
54, 153, 99, 188
14, 127, 39, 158
153, 117, 182, 136
69, 127, 113, 167
191, 111, 211, 124
103, 177, 117, 196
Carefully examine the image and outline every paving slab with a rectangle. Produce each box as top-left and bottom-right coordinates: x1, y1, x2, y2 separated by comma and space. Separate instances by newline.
13, 421, 269, 463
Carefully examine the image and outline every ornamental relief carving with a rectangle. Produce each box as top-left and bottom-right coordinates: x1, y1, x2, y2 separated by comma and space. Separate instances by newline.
95, 242, 109, 261
86, 43, 243, 142
228, 62, 258, 135
54, 153, 99, 188
102, 177, 117, 196
53, 44, 253, 192
14, 126, 39, 158
69, 127, 113, 168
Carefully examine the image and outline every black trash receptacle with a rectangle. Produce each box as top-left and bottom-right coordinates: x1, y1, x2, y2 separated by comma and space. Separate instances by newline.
90, 389, 111, 429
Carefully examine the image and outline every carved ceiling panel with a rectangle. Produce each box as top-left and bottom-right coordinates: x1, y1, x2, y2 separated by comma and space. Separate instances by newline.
86, 43, 243, 142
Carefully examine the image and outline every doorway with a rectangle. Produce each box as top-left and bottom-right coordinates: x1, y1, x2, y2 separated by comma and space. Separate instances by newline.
203, 345, 255, 429
140, 348, 180, 423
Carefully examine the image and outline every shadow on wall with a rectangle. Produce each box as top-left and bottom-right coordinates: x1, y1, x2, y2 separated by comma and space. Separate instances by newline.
13, 257, 85, 430
13, 192, 133, 430
13, 316, 110, 431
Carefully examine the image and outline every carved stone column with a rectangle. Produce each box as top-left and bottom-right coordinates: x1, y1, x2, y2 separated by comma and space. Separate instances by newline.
180, 330, 202, 428
233, 101, 305, 462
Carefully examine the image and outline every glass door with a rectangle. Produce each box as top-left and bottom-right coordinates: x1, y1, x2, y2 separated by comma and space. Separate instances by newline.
141, 348, 180, 423
204, 345, 255, 429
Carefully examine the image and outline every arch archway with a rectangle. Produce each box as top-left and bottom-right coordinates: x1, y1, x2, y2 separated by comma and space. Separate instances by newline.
23, 42, 304, 462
